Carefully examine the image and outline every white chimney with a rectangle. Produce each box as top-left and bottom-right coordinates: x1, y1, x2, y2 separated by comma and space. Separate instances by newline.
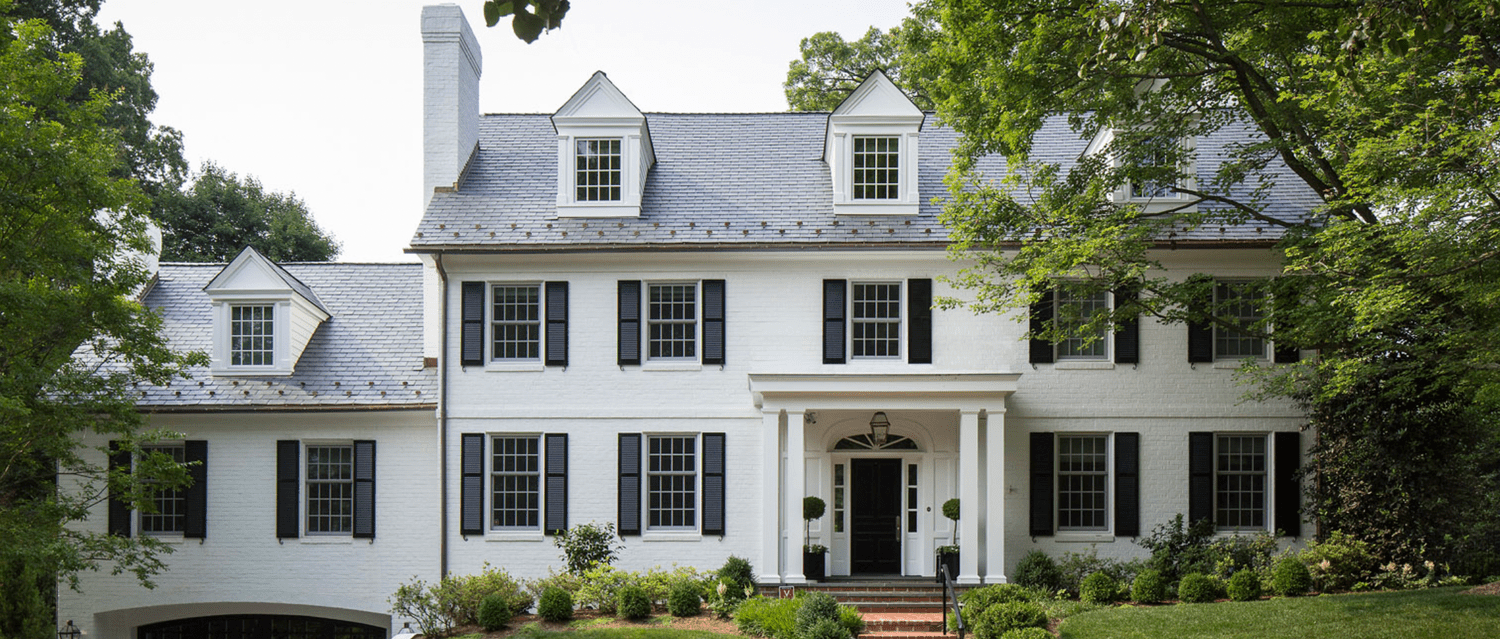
421, 4, 482, 210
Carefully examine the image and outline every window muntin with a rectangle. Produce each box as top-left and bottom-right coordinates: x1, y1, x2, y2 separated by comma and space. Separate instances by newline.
1057, 435, 1109, 531
576, 138, 622, 202
1216, 435, 1267, 530
1055, 289, 1110, 360
647, 436, 696, 529
906, 464, 919, 533
492, 285, 541, 361
1216, 282, 1268, 359
852, 282, 901, 358
852, 136, 900, 200
229, 304, 274, 366
139, 444, 185, 535
647, 284, 697, 360
305, 445, 353, 534
1129, 137, 1178, 199
833, 463, 845, 534
491, 436, 541, 529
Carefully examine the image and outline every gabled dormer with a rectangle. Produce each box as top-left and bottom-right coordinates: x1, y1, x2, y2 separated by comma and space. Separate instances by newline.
552, 71, 655, 218
1082, 127, 1198, 214
203, 247, 331, 376
826, 70, 924, 216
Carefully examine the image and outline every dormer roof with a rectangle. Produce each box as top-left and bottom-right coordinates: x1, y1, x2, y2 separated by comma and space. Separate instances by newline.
204, 246, 331, 316
827, 70, 925, 129
203, 246, 332, 376
549, 72, 656, 218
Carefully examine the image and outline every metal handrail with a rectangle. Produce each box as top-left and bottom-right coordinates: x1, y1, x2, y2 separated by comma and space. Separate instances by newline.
939, 563, 965, 639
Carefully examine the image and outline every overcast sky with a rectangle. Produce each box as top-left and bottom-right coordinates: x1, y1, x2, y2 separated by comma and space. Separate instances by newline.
95, 0, 916, 262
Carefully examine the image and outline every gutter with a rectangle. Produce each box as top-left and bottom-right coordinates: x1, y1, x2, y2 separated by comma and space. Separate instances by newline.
403, 238, 1282, 256
435, 252, 450, 578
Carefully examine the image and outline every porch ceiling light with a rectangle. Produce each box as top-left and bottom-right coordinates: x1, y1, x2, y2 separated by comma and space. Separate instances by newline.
869, 411, 891, 446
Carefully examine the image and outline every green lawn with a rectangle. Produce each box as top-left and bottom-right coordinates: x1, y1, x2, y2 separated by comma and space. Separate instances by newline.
1058, 587, 1500, 639
456, 626, 742, 639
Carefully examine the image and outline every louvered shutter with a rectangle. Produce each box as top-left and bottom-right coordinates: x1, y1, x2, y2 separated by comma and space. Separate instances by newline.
1029, 433, 1054, 536
546, 282, 569, 367
823, 280, 846, 364
1274, 431, 1301, 537
1114, 287, 1139, 365
618, 281, 641, 366
353, 440, 376, 539
544, 434, 568, 535
460, 434, 484, 536
461, 281, 485, 366
108, 441, 131, 538
618, 434, 642, 536
276, 440, 300, 539
1114, 433, 1140, 537
702, 433, 726, 535
1029, 289, 1055, 364
1188, 432, 1214, 525
184, 440, 208, 539
1187, 280, 1214, 363
909, 279, 932, 364
703, 280, 726, 365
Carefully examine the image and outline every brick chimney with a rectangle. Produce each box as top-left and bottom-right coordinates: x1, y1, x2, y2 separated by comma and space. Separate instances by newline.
421, 4, 482, 210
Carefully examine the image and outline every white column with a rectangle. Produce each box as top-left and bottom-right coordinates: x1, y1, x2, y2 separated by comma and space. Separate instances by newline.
760, 410, 783, 583
984, 408, 1007, 583
782, 410, 807, 583
958, 409, 982, 584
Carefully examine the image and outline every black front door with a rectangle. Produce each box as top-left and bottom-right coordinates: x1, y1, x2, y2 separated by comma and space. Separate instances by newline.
851, 458, 902, 574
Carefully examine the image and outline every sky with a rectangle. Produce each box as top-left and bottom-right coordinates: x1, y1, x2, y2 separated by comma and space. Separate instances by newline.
94, 0, 918, 263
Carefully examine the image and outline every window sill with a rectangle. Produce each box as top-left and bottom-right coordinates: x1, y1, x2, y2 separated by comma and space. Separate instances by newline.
486, 531, 546, 542
211, 365, 292, 377
641, 531, 702, 542
485, 361, 545, 373
833, 202, 918, 216
145, 534, 187, 544
642, 361, 703, 372
1054, 532, 1115, 543
300, 536, 354, 545
1212, 359, 1265, 370
557, 203, 641, 218
1055, 361, 1115, 370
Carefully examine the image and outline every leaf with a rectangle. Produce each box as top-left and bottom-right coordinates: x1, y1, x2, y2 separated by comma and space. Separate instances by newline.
513, 11, 545, 43
483, 1, 513, 27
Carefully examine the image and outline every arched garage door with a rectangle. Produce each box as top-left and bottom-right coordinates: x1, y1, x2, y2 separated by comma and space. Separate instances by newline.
138, 614, 386, 639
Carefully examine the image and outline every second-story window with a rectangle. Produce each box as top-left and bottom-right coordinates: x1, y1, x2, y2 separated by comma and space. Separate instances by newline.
648, 284, 697, 360
852, 136, 900, 200
1216, 282, 1267, 359
492, 285, 541, 361
576, 138, 622, 202
230, 304, 274, 366
1055, 289, 1110, 360
852, 282, 901, 358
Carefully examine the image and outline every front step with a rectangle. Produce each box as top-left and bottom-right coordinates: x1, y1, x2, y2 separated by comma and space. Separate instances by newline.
757, 580, 964, 635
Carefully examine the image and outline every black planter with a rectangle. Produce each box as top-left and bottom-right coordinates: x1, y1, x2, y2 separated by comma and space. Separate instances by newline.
803, 551, 826, 582
936, 550, 960, 583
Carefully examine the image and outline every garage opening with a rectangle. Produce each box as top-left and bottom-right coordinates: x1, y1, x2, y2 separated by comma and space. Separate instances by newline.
138, 614, 385, 639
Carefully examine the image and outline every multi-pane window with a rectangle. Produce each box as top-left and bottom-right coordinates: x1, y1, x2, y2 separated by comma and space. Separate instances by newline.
1129, 137, 1178, 199
492, 285, 541, 361
491, 436, 540, 529
230, 304, 274, 366
647, 436, 696, 529
1057, 435, 1109, 530
1055, 289, 1110, 360
1216, 435, 1266, 529
576, 138, 622, 202
648, 284, 697, 360
852, 136, 900, 200
832, 463, 845, 534
906, 464, 919, 533
1216, 282, 1267, 359
305, 445, 353, 534
852, 283, 901, 358
139, 444, 185, 535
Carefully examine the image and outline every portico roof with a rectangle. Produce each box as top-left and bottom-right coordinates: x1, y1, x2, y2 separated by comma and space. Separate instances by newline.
747, 372, 1020, 411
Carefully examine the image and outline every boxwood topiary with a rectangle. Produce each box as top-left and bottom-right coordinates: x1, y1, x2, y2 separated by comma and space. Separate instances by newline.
1131, 568, 1168, 604
538, 586, 574, 622
1013, 550, 1063, 592
667, 580, 702, 617
1177, 573, 1220, 604
616, 585, 651, 620
1079, 571, 1120, 604
478, 593, 511, 631
1271, 556, 1311, 596
1226, 570, 1263, 601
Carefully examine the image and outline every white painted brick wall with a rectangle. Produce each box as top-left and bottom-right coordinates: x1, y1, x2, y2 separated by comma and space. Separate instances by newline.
422, 4, 481, 210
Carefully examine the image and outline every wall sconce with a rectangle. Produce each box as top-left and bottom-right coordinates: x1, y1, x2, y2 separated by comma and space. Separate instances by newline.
58, 621, 80, 639
869, 411, 890, 446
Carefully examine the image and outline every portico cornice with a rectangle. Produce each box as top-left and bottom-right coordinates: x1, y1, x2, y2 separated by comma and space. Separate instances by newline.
748, 372, 1020, 411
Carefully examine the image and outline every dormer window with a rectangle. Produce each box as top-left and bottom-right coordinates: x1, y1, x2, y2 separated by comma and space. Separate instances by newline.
230, 304, 275, 366
575, 139, 622, 202
1084, 128, 1198, 213
853, 136, 901, 200
552, 72, 654, 218
204, 246, 330, 376
826, 71, 923, 216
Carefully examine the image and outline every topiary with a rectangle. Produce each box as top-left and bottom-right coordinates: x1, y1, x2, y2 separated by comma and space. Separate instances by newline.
537, 586, 574, 622
1226, 570, 1262, 601
616, 585, 651, 620
478, 593, 512, 631
1131, 569, 1168, 604
1013, 550, 1063, 592
802, 617, 850, 639
1271, 556, 1311, 596
1177, 573, 1220, 604
667, 580, 702, 617
999, 629, 1054, 639
973, 601, 1047, 639
1079, 571, 1120, 604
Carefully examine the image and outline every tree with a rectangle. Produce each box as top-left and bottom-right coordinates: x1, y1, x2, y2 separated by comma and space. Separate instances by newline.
0, 15, 203, 638
154, 162, 341, 262
902, 0, 1500, 567
785, 27, 932, 111
482, 0, 568, 43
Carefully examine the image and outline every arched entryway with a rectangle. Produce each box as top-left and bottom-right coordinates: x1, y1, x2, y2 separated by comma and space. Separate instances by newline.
138, 614, 385, 639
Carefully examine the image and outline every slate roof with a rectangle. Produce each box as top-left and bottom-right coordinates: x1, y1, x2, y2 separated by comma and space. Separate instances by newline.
410, 113, 1321, 251
134, 262, 435, 411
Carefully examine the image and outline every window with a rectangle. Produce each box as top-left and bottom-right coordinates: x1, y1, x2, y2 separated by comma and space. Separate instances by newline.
1129, 136, 1179, 199
575, 138, 622, 202
852, 282, 901, 358
229, 304, 274, 366
1216, 282, 1268, 359
1055, 289, 1111, 360
1215, 434, 1266, 529
1030, 432, 1138, 538
1057, 435, 1109, 531
853, 136, 900, 200
492, 285, 541, 361
305, 445, 353, 535
833, 463, 845, 534
906, 464, 919, 533
648, 284, 697, 360
491, 436, 541, 530
139, 444, 185, 535
647, 436, 697, 529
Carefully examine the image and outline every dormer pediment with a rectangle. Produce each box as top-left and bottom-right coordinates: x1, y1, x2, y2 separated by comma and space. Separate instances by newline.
204, 246, 330, 376
552, 72, 654, 218
828, 70, 925, 124
826, 70, 923, 216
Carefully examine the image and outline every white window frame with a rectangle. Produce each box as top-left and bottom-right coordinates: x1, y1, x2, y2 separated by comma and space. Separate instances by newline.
1214, 281, 1269, 361
304, 442, 354, 536
488, 283, 544, 367
1055, 434, 1111, 534
851, 135, 902, 201
573, 138, 623, 203
1088, 129, 1198, 214
850, 281, 903, 360
644, 433, 700, 533
209, 296, 299, 376
1213, 433, 1269, 532
644, 282, 701, 364
830, 129, 921, 216
553, 131, 651, 218
1054, 288, 1112, 361
228, 303, 276, 368
138, 443, 186, 537
489, 434, 543, 532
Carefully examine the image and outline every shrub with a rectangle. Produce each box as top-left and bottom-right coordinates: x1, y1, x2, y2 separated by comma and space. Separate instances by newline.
1056, 547, 1144, 596
951, 584, 1038, 632
720, 555, 756, 591
616, 585, 652, 620
1177, 573, 1220, 604
796, 592, 841, 629
1226, 570, 1262, 601
736, 596, 798, 639
576, 564, 636, 613
537, 587, 574, 622
1136, 514, 1218, 583
554, 521, 625, 574
1271, 556, 1312, 596
1130, 569, 1167, 604
1013, 551, 1063, 592
525, 570, 583, 601
1302, 531, 1378, 593
389, 578, 449, 636
803, 618, 849, 639
668, 580, 702, 617
1079, 572, 1120, 604
837, 605, 865, 637
974, 601, 1047, 639
1000, 629, 1054, 639
710, 555, 757, 618
478, 594, 512, 631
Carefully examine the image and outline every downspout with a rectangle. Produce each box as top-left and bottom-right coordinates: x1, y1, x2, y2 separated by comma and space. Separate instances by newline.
435, 252, 450, 577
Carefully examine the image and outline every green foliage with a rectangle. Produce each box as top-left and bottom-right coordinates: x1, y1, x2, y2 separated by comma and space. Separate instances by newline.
941, 498, 960, 522
719, 555, 755, 590
481, 0, 568, 43
389, 578, 450, 636
525, 569, 583, 601
432, 564, 534, 626
837, 605, 865, 637
708, 555, 756, 617
952, 585, 1040, 632
1080, 572, 1121, 605
1, 559, 55, 639
803, 496, 826, 521
575, 564, 635, 614
1056, 547, 1144, 597
801, 617, 848, 639
537, 587, 574, 622
973, 602, 1048, 639
735, 596, 798, 639
795, 592, 841, 629
554, 521, 625, 575
154, 162, 340, 262
615, 585, 651, 620
784, 27, 932, 112
1301, 531, 1378, 594
667, 580, 702, 617
1176, 574, 1221, 604
1271, 557, 1312, 597
478, 593, 512, 631
1014, 550, 1063, 592
1131, 569, 1167, 604
1226, 570, 1262, 602
999, 629, 1053, 639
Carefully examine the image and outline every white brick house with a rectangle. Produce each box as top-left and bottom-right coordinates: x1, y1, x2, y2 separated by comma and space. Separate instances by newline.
60, 4, 1315, 637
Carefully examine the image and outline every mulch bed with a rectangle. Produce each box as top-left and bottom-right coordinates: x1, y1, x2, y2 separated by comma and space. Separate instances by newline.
444, 609, 740, 639
1464, 582, 1500, 596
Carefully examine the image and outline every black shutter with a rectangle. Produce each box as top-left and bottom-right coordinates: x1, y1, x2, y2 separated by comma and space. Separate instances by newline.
461, 281, 485, 366
353, 440, 376, 539
1274, 431, 1301, 537
544, 434, 568, 535
909, 278, 932, 364
618, 433, 642, 536
1187, 281, 1214, 363
1029, 289, 1055, 364
276, 440, 300, 539
1114, 287, 1139, 365
703, 280, 726, 365
618, 281, 641, 366
823, 280, 846, 364
1188, 432, 1214, 526
703, 433, 726, 535
183, 440, 208, 540
1029, 432, 1054, 536
1114, 433, 1140, 537
108, 441, 131, 538
460, 434, 484, 536
546, 282, 569, 367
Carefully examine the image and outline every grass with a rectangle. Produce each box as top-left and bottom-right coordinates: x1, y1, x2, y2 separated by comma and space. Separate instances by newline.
1058, 587, 1500, 639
